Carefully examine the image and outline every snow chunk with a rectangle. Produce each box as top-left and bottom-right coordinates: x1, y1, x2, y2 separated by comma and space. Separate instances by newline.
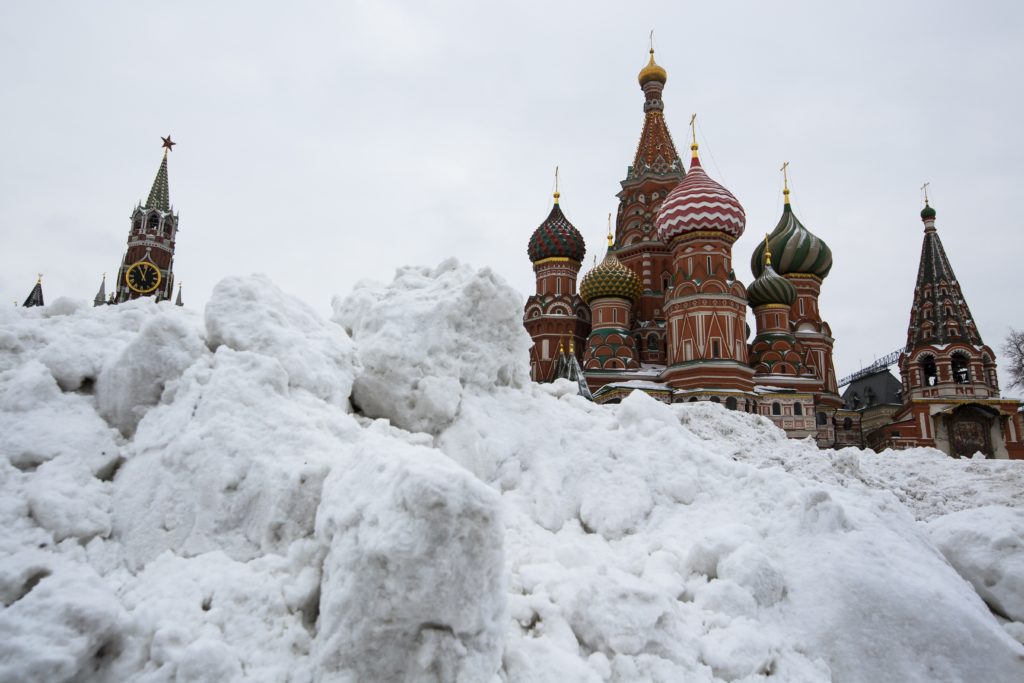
927, 506, 1024, 622
0, 554, 126, 682
314, 436, 506, 681
334, 259, 531, 434
113, 348, 358, 567
205, 274, 356, 408
96, 312, 207, 436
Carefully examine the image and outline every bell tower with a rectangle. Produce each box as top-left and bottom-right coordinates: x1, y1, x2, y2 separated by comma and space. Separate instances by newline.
114, 136, 179, 303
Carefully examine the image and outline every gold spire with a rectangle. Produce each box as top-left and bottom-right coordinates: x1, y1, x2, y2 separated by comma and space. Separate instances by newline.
554, 166, 560, 204
606, 212, 614, 247
763, 234, 772, 266
689, 113, 699, 158
780, 161, 790, 205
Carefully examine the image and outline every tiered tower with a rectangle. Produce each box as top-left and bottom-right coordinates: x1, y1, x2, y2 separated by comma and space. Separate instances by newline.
613, 48, 685, 363
22, 275, 44, 308
656, 127, 754, 400
891, 200, 1023, 457
751, 172, 841, 439
580, 222, 643, 375
114, 136, 179, 303
524, 182, 589, 381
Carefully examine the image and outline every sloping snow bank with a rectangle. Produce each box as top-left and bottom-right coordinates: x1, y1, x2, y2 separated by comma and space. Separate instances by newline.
1, 264, 1023, 682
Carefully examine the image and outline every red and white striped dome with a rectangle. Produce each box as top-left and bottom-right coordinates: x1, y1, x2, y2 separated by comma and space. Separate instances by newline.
655, 156, 745, 242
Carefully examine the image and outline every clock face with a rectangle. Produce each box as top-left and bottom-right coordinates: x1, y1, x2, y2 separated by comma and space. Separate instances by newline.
126, 261, 162, 294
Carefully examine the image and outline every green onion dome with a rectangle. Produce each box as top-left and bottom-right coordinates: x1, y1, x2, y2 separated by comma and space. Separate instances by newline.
747, 261, 797, 308
751, 203, 832, 279
920, 203, 936, 220
579, 251, 642, 304
528, 199, 587, 263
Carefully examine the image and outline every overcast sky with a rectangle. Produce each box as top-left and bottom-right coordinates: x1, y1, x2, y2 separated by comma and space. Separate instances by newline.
2, 1, 1022, 397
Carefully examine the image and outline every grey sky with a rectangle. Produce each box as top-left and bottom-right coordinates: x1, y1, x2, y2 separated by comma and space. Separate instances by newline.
2, 1, 1022, 397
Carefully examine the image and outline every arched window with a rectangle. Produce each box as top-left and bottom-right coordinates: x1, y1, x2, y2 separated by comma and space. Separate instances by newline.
920, 356, 938, 386
843, 417, 853, 430
147, 213, 160, 231
710, 396, 721, 404
662, 274, 671, 292
726, 397, 737, 410
772, 402, 781, 416
951, 352, 970, 384
688, 396, 698, 403
817, 411, 827, 426
134, 216, 142, 232
647, 334, 659, 352
793, 402, 803, 416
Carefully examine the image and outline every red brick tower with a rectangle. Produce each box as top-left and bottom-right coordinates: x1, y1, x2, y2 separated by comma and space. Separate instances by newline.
751, 173, 841, 438
889, 199, 1023, 458
748, 238, 820, 436
114, 136, 179, 304
656, 128, 754, 398
613, 48, 685, 364
524, 183, 589, 381
580, 224, 644, 380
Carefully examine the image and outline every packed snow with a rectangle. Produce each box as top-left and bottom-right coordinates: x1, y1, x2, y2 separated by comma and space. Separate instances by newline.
1, 262, 1023, 682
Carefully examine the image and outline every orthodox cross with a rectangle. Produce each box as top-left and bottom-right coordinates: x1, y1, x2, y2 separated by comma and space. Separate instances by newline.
689, 113, 697, 146
921, 181, 930, 204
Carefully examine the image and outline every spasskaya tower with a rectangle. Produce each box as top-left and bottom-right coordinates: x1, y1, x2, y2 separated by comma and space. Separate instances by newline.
113, 136, 180, 303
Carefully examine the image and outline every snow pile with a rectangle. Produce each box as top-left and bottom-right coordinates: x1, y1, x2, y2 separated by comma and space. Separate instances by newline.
927, 506, 1024, 623
1, 263, 1023, 682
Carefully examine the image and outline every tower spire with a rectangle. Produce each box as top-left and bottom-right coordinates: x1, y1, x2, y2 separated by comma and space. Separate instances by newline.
688, 113, 701, 168
22, 274, 44, 308
145, 136, 174, 211
554, 166, 560, 204
93, 273, 107, 307
780, 161, 790, 206
607, 212, 613, 247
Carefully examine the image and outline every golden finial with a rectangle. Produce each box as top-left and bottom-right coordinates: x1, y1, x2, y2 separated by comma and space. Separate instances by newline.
649, 30, 654, 53
36, 273, 43, 284
558, 335, 565, 354
763, 234, 772, 267
921, 181, 930, 205
638, 31, 667, 85
689, 113, 698, 157
780, 161, 790, 205
606, 212, 613, 247
554, 166, 560, 204
569, 337, 575, 354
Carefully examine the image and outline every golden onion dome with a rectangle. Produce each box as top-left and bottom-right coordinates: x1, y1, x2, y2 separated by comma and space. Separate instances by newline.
580, 251, 643, 305
638, 49, 667, 86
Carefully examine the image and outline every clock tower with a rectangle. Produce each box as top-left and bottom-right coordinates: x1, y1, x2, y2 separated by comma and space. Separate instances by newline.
114, 136, 179, 303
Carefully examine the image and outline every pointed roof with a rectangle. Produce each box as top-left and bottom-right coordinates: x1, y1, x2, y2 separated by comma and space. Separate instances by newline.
906, 203, 984, 348
22, 276, 44, 308
144, 136, 175, 213
628, 49, 682, 180
93, 274, 106, 307
175, 283, 183, 307
548, 342, 593, 400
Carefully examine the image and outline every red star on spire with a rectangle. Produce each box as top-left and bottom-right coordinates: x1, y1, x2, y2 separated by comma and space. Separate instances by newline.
161, 135, 176, 152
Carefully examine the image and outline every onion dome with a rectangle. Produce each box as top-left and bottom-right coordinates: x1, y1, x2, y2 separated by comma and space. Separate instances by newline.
921, 202, 936, 220
638, 48, 667, 86
747, 239, 797, 308
527, 191, 587, 263
751, 187, 832, 279
580, 242, 642, 305
655, 138, 745, 243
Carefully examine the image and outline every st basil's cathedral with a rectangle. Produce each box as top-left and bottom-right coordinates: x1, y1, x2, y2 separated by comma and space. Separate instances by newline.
523, 48, 1024, 459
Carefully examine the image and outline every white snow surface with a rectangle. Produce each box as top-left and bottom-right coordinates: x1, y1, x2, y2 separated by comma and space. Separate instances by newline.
0, 264, 1022, 682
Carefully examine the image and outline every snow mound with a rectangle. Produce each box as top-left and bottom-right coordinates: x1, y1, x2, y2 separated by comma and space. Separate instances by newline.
206, 274, 356, 408
334, 258, 531, 434
1, 264, 1023, 682
927, 506, 1024, 622
314, 436, 505, 681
